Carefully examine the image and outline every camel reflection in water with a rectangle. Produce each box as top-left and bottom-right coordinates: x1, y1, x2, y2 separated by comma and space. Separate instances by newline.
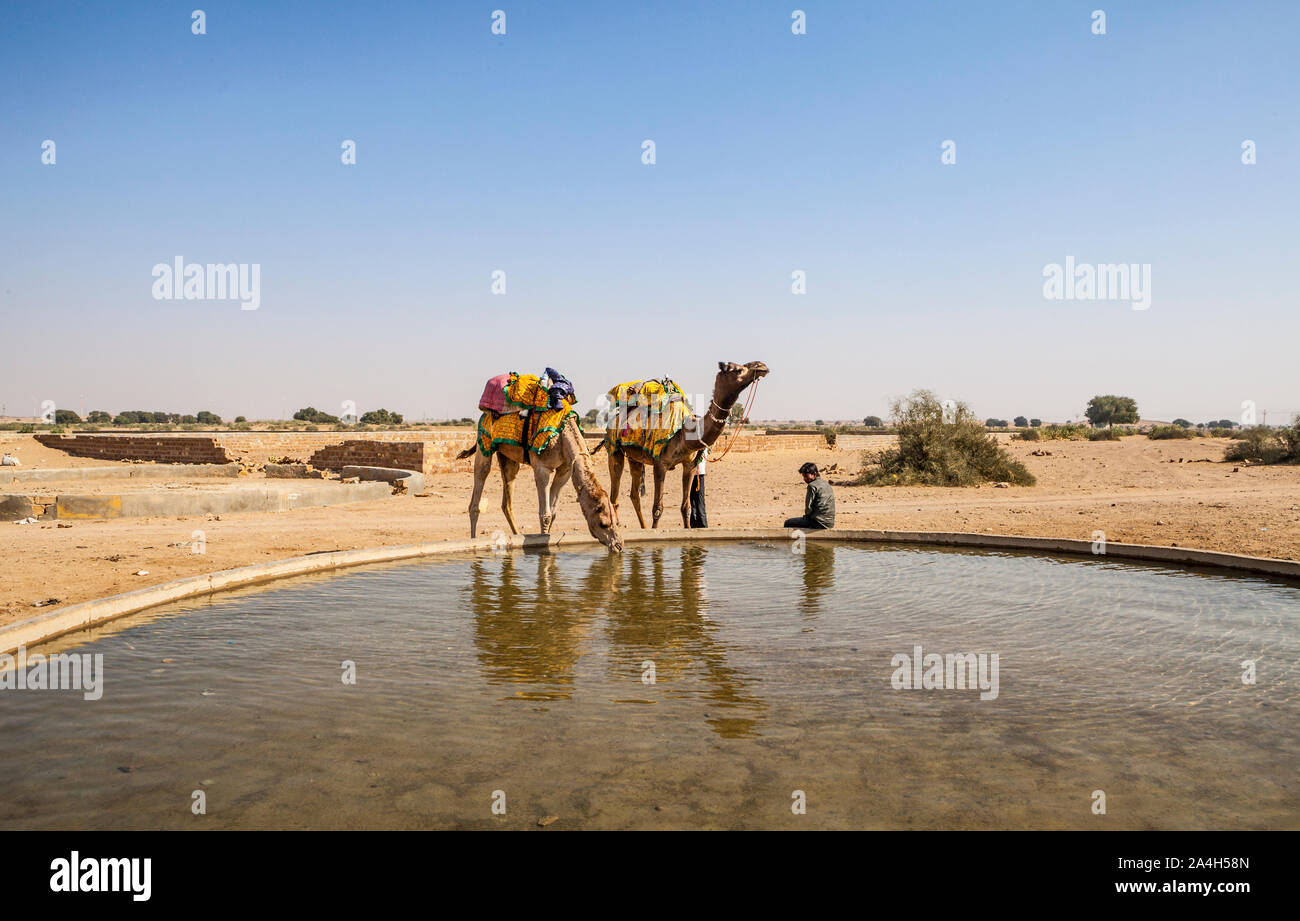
466, 545, 783, 737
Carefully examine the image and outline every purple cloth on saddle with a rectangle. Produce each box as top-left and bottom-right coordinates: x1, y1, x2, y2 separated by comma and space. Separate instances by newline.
478, 373, 511, 414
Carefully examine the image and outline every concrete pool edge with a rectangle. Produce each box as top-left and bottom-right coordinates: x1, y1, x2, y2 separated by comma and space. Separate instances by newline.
4, 528, 1299, 656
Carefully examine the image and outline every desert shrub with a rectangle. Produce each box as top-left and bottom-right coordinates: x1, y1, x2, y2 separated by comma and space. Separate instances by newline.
1172, 418, 1193, 428
1208, 427, 1236, 438
1148, 425, 1195, 440
1039, 423, 1092, 441
1224, 424, 1300, 464
18, 424, 35, 434
1088, 427, 1122, 441
857, 390, 1036, 486
48, 425, 66, 434
822, 427, 838, 448
1015, 428, 1040, 441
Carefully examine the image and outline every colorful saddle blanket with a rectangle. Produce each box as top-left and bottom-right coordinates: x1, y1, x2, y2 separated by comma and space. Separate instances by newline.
601, 378, 693, 458
476, 372, 578, 457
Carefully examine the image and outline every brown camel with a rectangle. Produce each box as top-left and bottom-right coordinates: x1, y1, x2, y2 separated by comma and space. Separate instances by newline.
457, 412, 623, 551
605, 361, 769, 528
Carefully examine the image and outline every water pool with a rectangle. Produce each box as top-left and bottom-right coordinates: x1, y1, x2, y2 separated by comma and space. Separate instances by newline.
2, 541, 1297, 829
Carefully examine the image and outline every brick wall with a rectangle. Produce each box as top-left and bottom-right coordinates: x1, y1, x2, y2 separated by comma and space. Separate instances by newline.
36, 430, 828, 476
34, 435, 232, 464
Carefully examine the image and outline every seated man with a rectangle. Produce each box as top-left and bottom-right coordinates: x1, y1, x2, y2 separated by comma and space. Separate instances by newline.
784, 462, 835, 530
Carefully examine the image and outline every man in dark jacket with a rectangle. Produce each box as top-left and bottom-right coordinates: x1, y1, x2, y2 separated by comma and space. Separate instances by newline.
784, 462, 835, 530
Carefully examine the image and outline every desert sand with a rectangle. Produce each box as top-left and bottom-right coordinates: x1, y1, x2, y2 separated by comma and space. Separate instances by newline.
1, 432, 1297, 628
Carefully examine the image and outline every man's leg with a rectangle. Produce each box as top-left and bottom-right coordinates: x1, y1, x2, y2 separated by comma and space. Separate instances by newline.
783, 516, 826, 529
691, 475, 707, 528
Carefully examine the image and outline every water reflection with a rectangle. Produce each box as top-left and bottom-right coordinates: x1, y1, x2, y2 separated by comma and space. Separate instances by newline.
465, 546, 768, 737
467, 553, 592, 701
798, 542, 836, 616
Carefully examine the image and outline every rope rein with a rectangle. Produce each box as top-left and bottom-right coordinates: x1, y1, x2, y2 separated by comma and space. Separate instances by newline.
708, 378, 760, 463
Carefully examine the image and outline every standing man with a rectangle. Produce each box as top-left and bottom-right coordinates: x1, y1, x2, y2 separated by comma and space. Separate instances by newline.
783, 462, 835, 530
689, 446, 708, 528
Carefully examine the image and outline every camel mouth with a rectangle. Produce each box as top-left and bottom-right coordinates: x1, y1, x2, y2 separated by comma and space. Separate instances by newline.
745, 361, 770, 379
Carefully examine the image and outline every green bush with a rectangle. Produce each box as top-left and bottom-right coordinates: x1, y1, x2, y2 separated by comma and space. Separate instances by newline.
1224, 424, 1300, 464
1015, 428, 1040, 441
857, 390, 1036, 486
1088, 427, 1121, 441
1039, 423, 1092, 441
1148, 425, 1195, 440
822, 427, 838, 448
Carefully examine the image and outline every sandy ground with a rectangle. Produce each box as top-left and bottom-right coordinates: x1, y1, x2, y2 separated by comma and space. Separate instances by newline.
2, 434, 1298, 627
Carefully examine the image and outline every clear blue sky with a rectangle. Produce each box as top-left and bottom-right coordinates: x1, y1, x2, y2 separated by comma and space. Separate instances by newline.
3, 1, 1297, 423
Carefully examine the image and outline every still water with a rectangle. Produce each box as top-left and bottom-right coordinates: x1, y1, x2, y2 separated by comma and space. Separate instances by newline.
2, 541, 1297, 829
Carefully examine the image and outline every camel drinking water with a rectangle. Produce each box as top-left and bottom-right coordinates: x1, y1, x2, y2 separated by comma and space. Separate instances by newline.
457, 380, 623, 552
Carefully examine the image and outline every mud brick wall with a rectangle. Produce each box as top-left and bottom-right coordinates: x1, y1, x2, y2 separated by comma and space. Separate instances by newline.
35, 435, 232, 464
308, 440, 425, 474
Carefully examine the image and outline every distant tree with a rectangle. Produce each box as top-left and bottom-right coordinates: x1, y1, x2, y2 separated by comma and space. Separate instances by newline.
1013, 416, 1028, 428
196, 410, 222, 425
86, 410, 112, 424
1085, 395, 1139, 427
181, 415, 198, 424
582, 408, 599, 426
814, 419, 824, 426
1208, 419, 1236, 429
863, 415, 883, 427
359, 408, 403, 425
1172, 418, 1193, 428
985, 418, 1008, 428
234, 416, 247, 423
54, 409, 81, 424
1030, 418, 1042, 427
293, 407, 340, 424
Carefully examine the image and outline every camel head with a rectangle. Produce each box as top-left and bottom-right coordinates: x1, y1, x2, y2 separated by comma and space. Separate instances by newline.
713, 361, 770, 407
573, 462, 624, 552
564, 418, 624, 552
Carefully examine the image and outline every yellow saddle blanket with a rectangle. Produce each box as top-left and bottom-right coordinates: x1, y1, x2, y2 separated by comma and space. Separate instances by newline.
601, 378, 693, 458
476, 373, 576, 457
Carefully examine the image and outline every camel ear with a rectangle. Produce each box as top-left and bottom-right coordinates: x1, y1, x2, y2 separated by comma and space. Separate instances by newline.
718, 362, 727, 372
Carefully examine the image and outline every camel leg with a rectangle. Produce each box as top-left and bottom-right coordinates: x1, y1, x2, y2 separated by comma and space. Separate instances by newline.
467, 451, 493, 538
651, 462, 667, 528
542, 459, 571, 532
498, 454, 520, 535
681, 463, 694, 528
533, 463, 552, 533
628, 462, 648, 529
607, 450, 625, 526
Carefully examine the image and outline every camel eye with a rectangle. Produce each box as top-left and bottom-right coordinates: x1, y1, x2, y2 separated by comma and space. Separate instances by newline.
599, 514, 612, 528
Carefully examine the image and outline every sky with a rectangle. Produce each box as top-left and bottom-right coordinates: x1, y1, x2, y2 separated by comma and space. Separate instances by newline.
2, 0, 1298, 424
